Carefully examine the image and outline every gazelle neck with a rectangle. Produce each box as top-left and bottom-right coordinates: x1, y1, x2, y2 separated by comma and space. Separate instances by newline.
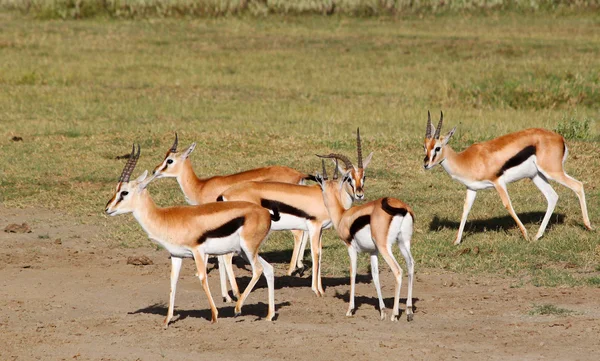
439, 145, 459, 176
176, 158, 206, 205
132, 190, 164, 238
323, 182, 353, 233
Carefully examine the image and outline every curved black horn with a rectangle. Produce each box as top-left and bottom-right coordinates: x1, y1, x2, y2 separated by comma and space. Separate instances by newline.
170, 132, 178, 152
426, 110, 433, 139
434, 111, 444, 139
316, 153, 353, 170
321, 159, 328, 180
356, 127, 363, 168
118, 144, 140, 183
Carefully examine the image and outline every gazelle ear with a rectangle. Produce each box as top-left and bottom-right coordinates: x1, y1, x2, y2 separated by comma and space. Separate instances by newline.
442, 127, 457, 145
181, 143, 196, 159
314, 173, 324, 186
362, 152, 374, 169
134, 170, 149, 190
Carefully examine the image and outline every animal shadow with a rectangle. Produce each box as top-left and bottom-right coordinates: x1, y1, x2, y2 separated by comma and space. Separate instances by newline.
129, 301, 291, 324
429, 211, 565, 234
334, 290, 419, 316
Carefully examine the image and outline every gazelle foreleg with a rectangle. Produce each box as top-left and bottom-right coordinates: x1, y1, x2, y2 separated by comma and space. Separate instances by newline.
398, 216, 415, 321
163, 256, 183, 328
191, 249, 218, 323
217, 255, 233, 303
370, 253, 386, 320
493, 180, 528, 239
308, 225, 324, 296
454, 189, 477, 245
287, 230, 307, 276
346, 245, 358, 316
531, 174, 559, 240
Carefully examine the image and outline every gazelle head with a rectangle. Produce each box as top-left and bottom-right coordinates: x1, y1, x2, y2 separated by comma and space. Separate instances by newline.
314, 159, 353, 210
105, 144, 154, 216
152, 133, 197, 179
423, 111, 456, 170
317, 128, 373, 200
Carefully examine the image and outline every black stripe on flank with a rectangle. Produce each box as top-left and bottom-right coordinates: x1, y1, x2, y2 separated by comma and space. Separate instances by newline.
303, 174, 318, 183
260, 199, 316, 220
381, 198, 408, 217
347, 215, 371, 243
197, 217, 245, 245
496, 145, 536, 177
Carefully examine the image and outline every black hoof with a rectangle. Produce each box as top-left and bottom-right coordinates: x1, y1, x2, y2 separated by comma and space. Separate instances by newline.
234, 312, 241, 318
407, 314, 414, 322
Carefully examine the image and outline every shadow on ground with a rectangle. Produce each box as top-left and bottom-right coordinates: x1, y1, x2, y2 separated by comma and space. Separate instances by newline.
429, 211, 565, 234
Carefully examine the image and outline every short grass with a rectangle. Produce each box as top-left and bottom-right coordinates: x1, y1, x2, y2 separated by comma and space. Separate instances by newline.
529, 303, 577, 316
0, 12, 599, 287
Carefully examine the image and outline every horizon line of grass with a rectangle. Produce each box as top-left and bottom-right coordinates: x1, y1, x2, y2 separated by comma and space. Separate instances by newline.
2, 0, 600, 20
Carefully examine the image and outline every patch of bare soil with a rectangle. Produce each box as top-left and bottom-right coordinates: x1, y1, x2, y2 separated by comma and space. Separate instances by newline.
1, 206, 598, 361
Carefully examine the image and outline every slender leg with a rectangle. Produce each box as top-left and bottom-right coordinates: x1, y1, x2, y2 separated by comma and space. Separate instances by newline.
191, 249, 218, 323
296, 230, 310, 270
217, 255, 233, 303
257, 256, 276, 321
287, 230, 306, 276
531, 174, 559, 240
493, 181, 528, 239
370, 253, 386, 320
378, 245, 403, 321
346, 246, 358, 316
163, 256, 183, 328
398, 217, 415, 321
308, 225, 323, 296
223, 253, 240, 300
454, 189, 477, 245
234, 242, 264, 317
546, 171, 593, 230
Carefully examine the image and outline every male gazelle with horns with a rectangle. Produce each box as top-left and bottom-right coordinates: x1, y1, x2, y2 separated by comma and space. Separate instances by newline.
315, 159, 415, 321
218, 129, 375, 297
152, 133, 313, 303
423, 111, 593, 245
105, 145, 277, 327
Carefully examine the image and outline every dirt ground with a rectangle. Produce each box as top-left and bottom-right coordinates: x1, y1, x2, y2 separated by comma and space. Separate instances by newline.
1, 206, 598, 361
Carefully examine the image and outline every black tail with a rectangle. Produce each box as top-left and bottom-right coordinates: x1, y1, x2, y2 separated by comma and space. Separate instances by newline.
381, 197, 408, 217
216, 195, 224, 202
270, 205, 281, 222
303, 174, 318, 183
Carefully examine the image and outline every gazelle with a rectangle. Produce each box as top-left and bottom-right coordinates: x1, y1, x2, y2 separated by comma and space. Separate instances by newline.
315, 159, 415, 321
105, 145, 277, 327
423, 111, 593, 245
151, 133, 312, 302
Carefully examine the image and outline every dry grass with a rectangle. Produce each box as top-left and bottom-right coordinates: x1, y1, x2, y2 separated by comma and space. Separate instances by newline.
0, 13, 598, 286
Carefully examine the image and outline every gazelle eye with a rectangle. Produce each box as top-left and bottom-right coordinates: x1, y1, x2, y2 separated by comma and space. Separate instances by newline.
435, 147, 441, 152
121, 191, 129, 196
166, 159, 174, 164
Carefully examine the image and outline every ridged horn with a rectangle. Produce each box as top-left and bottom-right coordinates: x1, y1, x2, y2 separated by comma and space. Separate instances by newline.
356, 127, 363, 168
426, 110, 433, 139
118, 144, 141, 183
170, 132, 178, 152
321, 159, 328, 180
434, 111, 443, 139
316, 153, 353, 170
333, 159, 339, 180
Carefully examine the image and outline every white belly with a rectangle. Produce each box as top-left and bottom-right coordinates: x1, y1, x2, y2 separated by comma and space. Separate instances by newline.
199, 232, 242, 256
501, 156, 538, 183
351, 225, 377, 253
451, 174, 494, 191
271, 213, 309, 231
149, 238, 194, 258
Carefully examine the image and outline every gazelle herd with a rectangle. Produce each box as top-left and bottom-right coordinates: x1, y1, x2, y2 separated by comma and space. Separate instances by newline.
105, 113, 592, 327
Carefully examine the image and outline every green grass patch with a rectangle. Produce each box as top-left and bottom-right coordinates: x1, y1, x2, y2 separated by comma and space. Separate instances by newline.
529, 303, 576, 316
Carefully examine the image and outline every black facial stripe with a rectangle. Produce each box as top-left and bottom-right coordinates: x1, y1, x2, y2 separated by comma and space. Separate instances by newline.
197, 216, 245, 245
260, 199, 316, 220
347, 215, 371, 243
496, 145, 536, 177
381, 197, 408, 217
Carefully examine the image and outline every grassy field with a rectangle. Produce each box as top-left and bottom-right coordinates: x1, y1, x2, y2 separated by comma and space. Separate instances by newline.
0, 11, 599, 287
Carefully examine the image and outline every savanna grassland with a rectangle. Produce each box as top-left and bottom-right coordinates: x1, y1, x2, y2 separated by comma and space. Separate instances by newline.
0, 10, 599, 289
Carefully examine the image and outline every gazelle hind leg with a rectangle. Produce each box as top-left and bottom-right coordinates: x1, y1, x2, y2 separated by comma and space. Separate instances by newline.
191, 250, 219, 323
257, 256, 276, 321
234, 241, 264, 317
308, 225, 324, 296
287, 230, 307, 276
531, 174, 559, 240
346, 246, 358, 316
398, 216, 415, 321
370, 253, 386, 320
493, 180, 528, 239
544, 171, 592, 230
223, 253, 240, 300
378, 244, 403, 321
164, 256, 183, 328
